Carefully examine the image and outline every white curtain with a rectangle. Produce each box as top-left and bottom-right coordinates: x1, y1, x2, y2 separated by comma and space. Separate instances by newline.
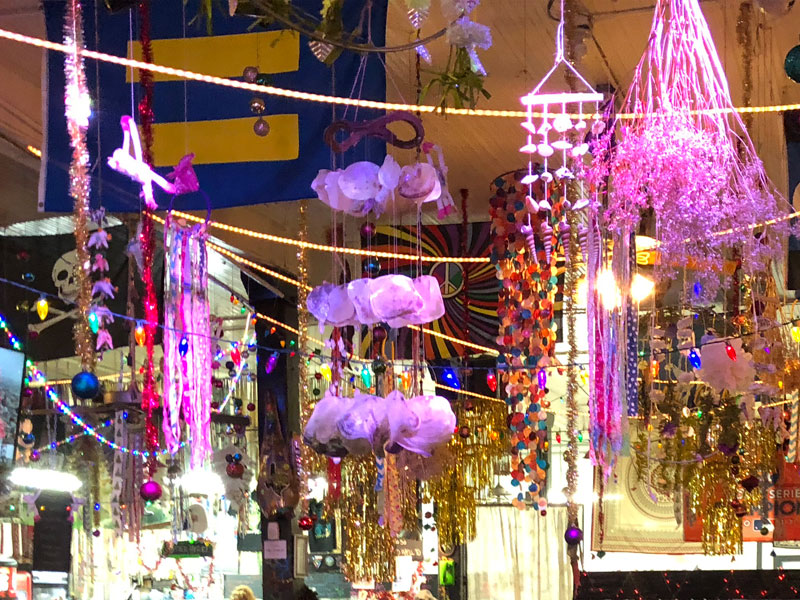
467, 505, 572, 600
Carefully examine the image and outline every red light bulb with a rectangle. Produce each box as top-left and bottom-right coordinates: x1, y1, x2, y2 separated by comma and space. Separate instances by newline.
725, 342, 736, 361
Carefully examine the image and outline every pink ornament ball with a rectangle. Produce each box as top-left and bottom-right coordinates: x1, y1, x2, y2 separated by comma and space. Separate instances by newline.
140, 480, 162, 502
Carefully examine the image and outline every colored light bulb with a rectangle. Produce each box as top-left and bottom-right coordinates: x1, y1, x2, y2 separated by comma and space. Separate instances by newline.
443, 368, 460, 389
178, 336, 189, 357
577, 431, 583, 443
265, 352, 279, 374
320, 364, 332, 381
688, 349, 701, 370
556, 433, 561, 443
693, 281, 703, 298
231, 347, 241, 367
651, 359, 659, 378
725, 342, 737, 361
36, 297, 48, 321
87, 311, 100, 334
537, 368, 547, 390
134, 322, 146, 347
360, 367, 372, 388
486, 370, 498, 392
792, 326, 800, 344
400, 370, 411, 388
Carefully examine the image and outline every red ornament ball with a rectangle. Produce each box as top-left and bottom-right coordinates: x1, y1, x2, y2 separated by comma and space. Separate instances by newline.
247, 402, 256, 412
458, 425, 471, 438
92, 529, 101, 538
210, 401, 220, 411
30, 450, 41, 462
226, 462, 245, 479
298, 515, 314, 531
140, 480, 163, 502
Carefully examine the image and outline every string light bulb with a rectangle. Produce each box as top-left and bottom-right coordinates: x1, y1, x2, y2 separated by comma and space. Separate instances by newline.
486, 370, 498, 392
537, 368, 547, 390
87, 311, 99, 334
596, 269, 622, 310
360, 367, 372, 388
35, 297, 48, 321
443, 368, 460, 390
134, 322, 146, 346
319, 363, 332, 381
725, 342, 737, 361
689, 348, 702, 370
178, 336, 189, 357
792, 325, 800, 344
630, 273, 655, 303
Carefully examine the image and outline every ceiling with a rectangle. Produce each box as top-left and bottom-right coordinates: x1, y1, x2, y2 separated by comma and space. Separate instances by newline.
0, 0, 798, 279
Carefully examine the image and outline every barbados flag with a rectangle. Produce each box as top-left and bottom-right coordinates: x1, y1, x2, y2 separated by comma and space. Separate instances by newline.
41, 0, 387, 212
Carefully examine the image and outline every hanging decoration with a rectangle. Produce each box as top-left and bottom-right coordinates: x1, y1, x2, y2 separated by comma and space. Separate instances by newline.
163, 207, 212, 467
138, 0, 159, 471
64, 0, 95, 372
89, 209, 115, 352
593, 0, 794, 300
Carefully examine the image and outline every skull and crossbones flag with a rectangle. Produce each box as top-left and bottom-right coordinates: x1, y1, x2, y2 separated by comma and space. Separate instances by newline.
0, 225, 162, 361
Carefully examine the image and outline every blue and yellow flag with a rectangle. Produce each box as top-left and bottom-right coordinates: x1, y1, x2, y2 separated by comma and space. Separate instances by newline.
41, 1, 387, 212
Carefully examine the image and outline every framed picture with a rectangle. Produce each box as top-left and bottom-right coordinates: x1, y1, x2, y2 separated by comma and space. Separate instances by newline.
293, 535, 308, 578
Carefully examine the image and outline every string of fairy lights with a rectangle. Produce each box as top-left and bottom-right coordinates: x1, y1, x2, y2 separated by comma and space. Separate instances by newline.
0, 26, 797, 120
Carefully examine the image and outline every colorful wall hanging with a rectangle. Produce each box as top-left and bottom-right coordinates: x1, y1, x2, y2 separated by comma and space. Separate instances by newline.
162, 209, 212, 467
40, 0, 387, 211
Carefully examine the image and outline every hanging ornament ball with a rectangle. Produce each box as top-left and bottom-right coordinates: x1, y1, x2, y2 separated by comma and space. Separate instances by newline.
315, 372, 323, 380
30, 450, 41, 462
253, 117, 270, 137
210, 401, 220, 411
71, 371, 100, 400
249, 97, 266, 114
312, 388, 321, 396
786, 45, 800, 84
458, 425, 471, 438
16, 250, 29, 262
242, 66, 259, 82
564, 526, 584, 546
247, 402, 256, 412
372, 326, 387, 343
360, 222, 377, 239
92, 529, 101, 538
464, 399, 475, 412
228, 369, 238, 378
21, 272, 35, 283
22, 433, 35, 445
226, 462, 245, 479
140, 480, 163, 502
363, 258, 381, 277
298, 515, 314, 531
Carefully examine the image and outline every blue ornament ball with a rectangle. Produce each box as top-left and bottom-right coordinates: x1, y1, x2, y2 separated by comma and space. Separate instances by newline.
786, 45, 800, 84
71, 371, 100, 400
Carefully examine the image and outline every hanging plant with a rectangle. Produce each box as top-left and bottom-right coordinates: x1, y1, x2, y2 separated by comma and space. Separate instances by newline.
420, 46, 490, 111
591, 0, 796, 300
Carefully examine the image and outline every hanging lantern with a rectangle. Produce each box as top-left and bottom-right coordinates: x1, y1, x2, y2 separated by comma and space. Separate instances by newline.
486, 370, 498, 392
35, 297, 49, 321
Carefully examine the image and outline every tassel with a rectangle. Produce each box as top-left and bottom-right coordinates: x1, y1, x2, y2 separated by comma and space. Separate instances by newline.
558, 221, 571, 264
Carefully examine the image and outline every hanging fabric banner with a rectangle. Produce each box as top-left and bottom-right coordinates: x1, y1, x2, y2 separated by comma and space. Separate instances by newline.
40, 0, 387, 212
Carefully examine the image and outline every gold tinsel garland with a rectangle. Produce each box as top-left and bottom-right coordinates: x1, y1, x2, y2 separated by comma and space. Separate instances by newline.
426, 395, 506, 547
340, 455, 396, 583
65, 0, 95, 371
688, 455, 743, 556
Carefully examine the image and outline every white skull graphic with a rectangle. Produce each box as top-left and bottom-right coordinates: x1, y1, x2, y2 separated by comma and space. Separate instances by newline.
52, 250, 79, 303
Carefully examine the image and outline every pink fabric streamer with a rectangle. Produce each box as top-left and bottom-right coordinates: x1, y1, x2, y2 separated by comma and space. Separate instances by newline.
163, 215, 212, 467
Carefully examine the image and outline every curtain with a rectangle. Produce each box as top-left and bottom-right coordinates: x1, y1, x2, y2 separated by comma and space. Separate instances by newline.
467, 505, 572, 600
